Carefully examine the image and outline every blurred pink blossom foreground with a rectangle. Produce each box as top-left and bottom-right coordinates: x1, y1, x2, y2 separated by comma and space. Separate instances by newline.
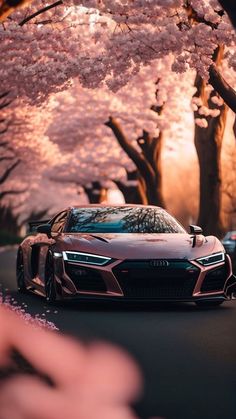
0, 292, 58, 331
0, 305, 144, 419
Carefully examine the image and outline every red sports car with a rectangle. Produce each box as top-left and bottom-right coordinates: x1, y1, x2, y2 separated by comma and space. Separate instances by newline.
16, 205, 236, 307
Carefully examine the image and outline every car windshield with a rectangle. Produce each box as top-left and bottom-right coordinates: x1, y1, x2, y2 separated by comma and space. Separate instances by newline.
67, 207, 186, 234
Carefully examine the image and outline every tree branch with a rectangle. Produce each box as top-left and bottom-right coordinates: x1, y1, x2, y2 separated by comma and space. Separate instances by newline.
0, 141, 9, 148
0, 127, 8, 135
0, 156, 14, 163
19, 0, 63, 26
0, 159, 20, 184
218, 0, 236, 28
209, 65, 236, 113
0, 91, 10, 100
105, 116, 155, 179
0, 100, 13, 110
0, 188, 27, 200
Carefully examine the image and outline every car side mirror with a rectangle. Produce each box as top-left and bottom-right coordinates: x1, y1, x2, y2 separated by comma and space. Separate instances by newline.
37, 224, 51, 237
189, 225, 203, 235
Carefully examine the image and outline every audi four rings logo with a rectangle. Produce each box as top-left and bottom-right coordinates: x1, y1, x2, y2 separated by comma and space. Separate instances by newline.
150, 260, 170, 267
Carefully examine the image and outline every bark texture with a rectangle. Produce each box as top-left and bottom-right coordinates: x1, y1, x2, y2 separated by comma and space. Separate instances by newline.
194, 74, 227, 237
113, 170, 147, 205
83, 181, 108, 204
209, 65, 236, 113
105, 117, 165, 207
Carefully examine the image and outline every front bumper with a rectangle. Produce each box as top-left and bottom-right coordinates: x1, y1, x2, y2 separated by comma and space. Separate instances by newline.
53, 254, 236, 302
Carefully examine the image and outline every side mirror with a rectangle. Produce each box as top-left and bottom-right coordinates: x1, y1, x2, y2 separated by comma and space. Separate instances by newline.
37, 224, 51, 237
189, 224, 203, 235
28, 219, 50, 233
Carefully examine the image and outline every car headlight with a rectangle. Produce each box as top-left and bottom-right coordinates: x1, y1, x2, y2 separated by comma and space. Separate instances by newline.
62, 251, 111, 266
196, 252, 225, 266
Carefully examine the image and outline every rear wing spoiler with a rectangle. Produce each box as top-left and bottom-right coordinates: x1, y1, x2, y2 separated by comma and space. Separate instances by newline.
28, 220, 50, 233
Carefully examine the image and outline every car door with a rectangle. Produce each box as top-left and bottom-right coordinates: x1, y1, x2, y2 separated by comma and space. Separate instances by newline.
30, 211, 68, 289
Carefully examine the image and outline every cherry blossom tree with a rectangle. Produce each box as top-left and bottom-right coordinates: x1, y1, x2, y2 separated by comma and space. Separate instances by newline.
0, 0, 236, 106
1, 0, 235, 234
0, 92, 26, 235
192, 46, 228, 236
105, 112, 165, 207
0, 94, 79, 232
2, 57, 230, 233
42, 62, 194, 209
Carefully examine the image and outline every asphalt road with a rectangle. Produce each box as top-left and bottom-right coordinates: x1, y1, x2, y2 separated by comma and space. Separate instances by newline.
0, 248, 236, 419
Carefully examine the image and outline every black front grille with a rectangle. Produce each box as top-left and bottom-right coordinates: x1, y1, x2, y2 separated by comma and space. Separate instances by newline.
201, 265, 227, 292
113, 260, 199, 299
65, 263, 106, 292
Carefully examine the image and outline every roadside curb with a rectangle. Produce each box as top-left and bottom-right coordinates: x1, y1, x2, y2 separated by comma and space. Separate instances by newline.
0, 245, 18, 254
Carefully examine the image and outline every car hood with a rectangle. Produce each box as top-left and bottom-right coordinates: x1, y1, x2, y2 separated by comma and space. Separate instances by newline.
55, 233, 221, 260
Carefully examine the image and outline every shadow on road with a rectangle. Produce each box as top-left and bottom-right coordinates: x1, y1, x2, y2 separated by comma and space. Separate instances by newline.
6, 289, 233, 313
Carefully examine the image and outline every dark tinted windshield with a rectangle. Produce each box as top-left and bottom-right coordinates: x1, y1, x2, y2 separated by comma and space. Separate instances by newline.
67, 207, 186, 234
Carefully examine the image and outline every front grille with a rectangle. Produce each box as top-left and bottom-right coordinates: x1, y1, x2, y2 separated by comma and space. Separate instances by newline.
65, 263, 106, 292
201, 265, 227, 292
113, 260, 199, 299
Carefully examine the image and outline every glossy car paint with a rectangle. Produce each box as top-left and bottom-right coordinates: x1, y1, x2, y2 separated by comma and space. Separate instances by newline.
222, 231, 236, 273
18, 205, 236, 303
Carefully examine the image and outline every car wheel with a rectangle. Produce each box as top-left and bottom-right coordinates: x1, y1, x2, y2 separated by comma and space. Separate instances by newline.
16, 248, 27, 293
45, 252, 57, 303
195, 300, 224, 308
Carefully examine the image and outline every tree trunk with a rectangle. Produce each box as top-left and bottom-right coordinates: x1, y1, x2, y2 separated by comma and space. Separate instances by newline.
105, 117, 165, 207
113, 170, 147, 204
194, 74, 228, 237
137, 130, 165, 207
194, 107, 227, 236
83, 181, 107, 204
0, 206, 20, 235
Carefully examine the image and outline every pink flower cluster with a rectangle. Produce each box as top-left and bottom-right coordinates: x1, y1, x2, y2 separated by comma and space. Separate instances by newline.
0, 291, 58, 330
0, 0, 235, 103
0, 305, 145, 419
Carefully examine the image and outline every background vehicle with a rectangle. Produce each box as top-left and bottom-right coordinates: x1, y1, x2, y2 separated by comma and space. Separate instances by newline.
16, 205, 236, 306
222, 231, 236, 273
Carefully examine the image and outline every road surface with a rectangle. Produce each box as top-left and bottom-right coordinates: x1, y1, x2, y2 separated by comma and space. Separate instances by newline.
0, 248, 236, 419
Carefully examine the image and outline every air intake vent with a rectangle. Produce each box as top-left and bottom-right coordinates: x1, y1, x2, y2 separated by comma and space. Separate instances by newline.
201, 265, 227, 293
113, 260, 199, 299
65, 263, 106, 292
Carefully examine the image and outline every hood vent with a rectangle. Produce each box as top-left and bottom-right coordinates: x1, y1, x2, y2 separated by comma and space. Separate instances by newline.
89, 234, 109, 243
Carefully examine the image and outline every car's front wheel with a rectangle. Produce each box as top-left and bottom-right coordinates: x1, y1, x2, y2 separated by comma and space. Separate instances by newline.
16, 248, 27, 293
195, 300, 224, 308
44, 252, 57, 303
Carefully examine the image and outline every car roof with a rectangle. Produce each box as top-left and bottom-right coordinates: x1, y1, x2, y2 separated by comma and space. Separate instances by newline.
68, 204, 163, 211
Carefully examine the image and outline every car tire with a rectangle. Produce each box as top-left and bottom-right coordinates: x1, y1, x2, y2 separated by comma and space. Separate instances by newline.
195, 300, 224, 308
45, 251, 57, 303
16, 248, 27, 293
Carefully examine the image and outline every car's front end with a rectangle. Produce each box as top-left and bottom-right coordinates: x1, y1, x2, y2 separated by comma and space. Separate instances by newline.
19, 205, 236, 306
51, 233, 236, 305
